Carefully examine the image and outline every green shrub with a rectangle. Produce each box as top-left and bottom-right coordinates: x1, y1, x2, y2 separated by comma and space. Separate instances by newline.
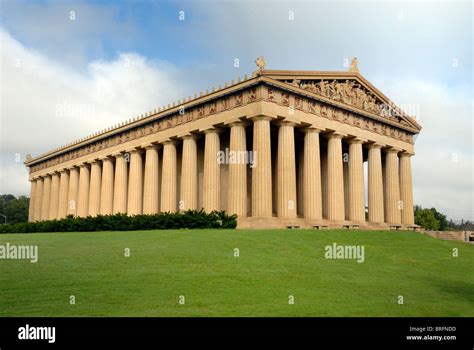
0, 210, 237, 233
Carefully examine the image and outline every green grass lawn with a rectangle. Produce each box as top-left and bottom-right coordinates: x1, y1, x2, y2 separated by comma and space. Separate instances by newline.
0, 229, 472, 317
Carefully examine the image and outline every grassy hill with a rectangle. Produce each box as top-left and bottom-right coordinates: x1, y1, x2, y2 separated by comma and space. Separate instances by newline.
0, 229, 472, 316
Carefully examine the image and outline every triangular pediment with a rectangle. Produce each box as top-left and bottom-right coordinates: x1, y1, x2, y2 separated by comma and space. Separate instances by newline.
260, 70, 421, 132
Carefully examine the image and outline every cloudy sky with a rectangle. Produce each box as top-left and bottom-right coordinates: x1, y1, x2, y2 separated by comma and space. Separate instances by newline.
0, 0, 472, 220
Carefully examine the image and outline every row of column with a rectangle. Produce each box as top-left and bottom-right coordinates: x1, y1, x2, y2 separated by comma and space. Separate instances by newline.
28, 116, 414, 225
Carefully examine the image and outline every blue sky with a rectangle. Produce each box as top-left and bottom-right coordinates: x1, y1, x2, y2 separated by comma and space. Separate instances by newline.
1, 0, 472, 220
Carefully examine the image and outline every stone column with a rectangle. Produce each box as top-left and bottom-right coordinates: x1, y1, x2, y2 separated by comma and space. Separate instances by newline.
227, 122, 248, 217
57, 169, 69, 219
113, 153, 128, 214
348, 139, 365, 222
88, 160, 102, 216
48, 172, 60, 220
41, 175, 52, 221
321, 148, 328, 218
303, 128, 322, 220
251, 116, 272, 217
180, 135, 198, 211
127, 149, 144, 215
67, 167, 79, 216
277, 121, 297, 218
77, 163, 90, 217
203, 129, 221, 212
160, 141, 177, 212
143, 144, 160, 214
399, 152, 415, 225
100, 157, 115, 215
33, 177, 43, 222
326, 133, 345, 221
28, 179, 37, 222
367, 144, 384, 223
384, 148, 401, 224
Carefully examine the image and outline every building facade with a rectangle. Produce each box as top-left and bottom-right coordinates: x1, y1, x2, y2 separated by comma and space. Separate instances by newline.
24, 58, 421, 229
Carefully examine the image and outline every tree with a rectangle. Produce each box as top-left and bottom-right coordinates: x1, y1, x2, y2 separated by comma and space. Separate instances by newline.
0, 195, 29, 224
430, 207, 448, 231
414, 207, 440, 230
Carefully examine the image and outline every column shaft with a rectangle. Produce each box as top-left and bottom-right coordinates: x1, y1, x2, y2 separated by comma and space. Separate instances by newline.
49, 173, 60, 220
368, 145, 384, 223
203, 130, 221, 212
58, 170, 69, 219
227, 122, 248, 217
113, 154, 128, 214
348, 140, 365, 222
251, 116, 272, 217
34, 178, 44, 221
180, 136, 198, 211
77, 165, 90, 217
100, 158, 115, 215
399, 153, 415, 225
127, 151, 143, 215
384, 149, 401, 224
303, 129, 322, 220
160, 142, 177, 212
327, 134, 345, 221
28, 180, 37, 222
143, 146, 160, 214
41, 175, 51, 221
67, 167, 79, 216
88, 161, 102, 216
277, 122, 297, 218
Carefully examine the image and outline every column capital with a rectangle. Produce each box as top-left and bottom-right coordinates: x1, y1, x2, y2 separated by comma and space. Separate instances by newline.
86, 158, 100, 165
347, 136, 367, 144
179, 133, 198, 141
226, 120, 250, 128
111, 151, 125, 158
276, 120, 296, 127
98, 154, 115, 161
161, 139, 176, 146
366, 142, 385, 149
326, 131, 346, 139
302, 126, 324, 134
399, 150, 415, 157
77, 162, 89, 168
125, 147, 142, 154
201, 127, 222, 134
385, 147, 403, 154
141, 142, 160, 150
250, 115, 273, 122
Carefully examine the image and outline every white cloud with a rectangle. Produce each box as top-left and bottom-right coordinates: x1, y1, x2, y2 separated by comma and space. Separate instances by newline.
0, 29, 187, 195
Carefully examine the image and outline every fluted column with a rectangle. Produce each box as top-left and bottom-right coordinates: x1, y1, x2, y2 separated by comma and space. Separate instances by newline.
180, 135, 198, 211
88, 160, 102, 216
100, 157, 114, 215
67, 167, 79, 216
348, 139, 365, 222
28, 180, 37, 222
33, 178, 43, 221
160, 141, 177, 212
27, 179, 37, 222
127, 149, 143, 215
326, 133, 345, 221
368, 144, 384, 223
303, 128, 322, 220
227, 122, 248, 217
113, 153, 128, 214
49, 172, 60, 220
277, 121, 297, 218
143, 144, 160, 214
77, 164, 90, 217
399, 152, 415, 225
41, 175, 52, 221
384, 149, 401, 224
203, 129, 221, 212
251, 116, 272, 217
57, 169, 69, 219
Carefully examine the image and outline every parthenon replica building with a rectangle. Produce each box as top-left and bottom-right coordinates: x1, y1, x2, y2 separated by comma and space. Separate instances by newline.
25, 58, 421, 229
